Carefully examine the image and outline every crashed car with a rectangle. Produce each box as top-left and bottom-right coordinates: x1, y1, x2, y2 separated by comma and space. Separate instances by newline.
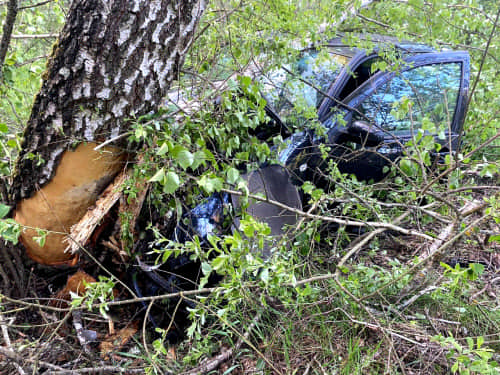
260, 35, 470, 182
175, 35, 470, 245
134, 35, 471, 336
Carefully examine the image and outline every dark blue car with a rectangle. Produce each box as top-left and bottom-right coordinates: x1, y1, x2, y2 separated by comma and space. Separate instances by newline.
259, 35, 470, 182
136, 37, 471, 333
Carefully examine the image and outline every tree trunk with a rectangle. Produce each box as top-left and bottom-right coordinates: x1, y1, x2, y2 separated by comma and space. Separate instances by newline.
10, 0, 207, 266
0, 0, 18, 80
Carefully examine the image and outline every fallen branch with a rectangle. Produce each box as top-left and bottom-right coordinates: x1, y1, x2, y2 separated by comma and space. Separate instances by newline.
223, 188, 434, 240
418, 199, 486, 262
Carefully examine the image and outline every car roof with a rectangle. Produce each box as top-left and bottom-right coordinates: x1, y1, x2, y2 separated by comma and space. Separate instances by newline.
323, 33, 437, 58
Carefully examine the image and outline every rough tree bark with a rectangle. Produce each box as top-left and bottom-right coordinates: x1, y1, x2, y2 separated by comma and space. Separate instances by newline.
9, 0, 207, 266
0, 0, 18, 80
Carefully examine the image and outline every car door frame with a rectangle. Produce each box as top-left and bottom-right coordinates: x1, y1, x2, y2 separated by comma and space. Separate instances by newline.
338, 51, 471, 151
317, 50, 380, 121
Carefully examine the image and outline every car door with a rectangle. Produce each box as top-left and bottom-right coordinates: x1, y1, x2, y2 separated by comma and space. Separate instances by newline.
322, 51, 470, 182
317, 51, 382, 120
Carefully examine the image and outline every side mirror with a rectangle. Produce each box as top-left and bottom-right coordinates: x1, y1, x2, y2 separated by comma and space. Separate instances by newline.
347, 120, 384, 146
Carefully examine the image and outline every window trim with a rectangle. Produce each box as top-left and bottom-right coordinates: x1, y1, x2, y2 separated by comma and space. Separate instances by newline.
317, 51, 376, 119
340, 52, 470, 138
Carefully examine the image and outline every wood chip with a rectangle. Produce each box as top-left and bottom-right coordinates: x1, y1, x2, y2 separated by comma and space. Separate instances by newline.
100, 321, 139, 360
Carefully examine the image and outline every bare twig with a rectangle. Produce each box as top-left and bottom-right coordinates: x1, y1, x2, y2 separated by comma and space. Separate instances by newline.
0, 313, 26, 374
18, 0, 52, 10
10, 33, 58, 39
142, 300, 162, 375
223, 188, 434, 240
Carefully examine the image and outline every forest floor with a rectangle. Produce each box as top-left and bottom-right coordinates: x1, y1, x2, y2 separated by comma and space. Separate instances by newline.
0, 172, 499, 375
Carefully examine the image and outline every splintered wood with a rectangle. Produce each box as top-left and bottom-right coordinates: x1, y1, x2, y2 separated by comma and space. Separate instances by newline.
64, 171, 129, 255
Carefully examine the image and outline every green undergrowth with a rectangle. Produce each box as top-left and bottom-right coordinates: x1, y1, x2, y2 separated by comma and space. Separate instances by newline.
1, 0, 499, 374
123, 71, 500, 373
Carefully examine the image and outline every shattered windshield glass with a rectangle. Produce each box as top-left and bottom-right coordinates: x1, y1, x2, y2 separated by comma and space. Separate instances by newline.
259, 50, 348, 128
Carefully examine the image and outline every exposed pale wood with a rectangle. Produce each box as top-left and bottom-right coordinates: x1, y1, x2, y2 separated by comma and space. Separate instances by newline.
14, 143, 126, 265
10, 0, 207, 266
65, 170, 129, 255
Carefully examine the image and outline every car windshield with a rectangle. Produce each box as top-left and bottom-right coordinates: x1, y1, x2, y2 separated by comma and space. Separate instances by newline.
259, 50, 348, 128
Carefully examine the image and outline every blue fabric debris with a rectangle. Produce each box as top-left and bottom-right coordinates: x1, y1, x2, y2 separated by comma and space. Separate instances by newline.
174, 193, 230, 244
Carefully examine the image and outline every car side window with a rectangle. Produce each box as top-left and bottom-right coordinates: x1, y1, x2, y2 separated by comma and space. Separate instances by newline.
353, 62, 462, 133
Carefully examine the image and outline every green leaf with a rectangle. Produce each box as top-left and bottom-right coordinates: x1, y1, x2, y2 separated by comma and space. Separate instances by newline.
226, 167, 240, 184
163, 171, 180, 194
0, 219, 21, 244
0, 204, 10, 219
198, 61, 210, 73
477, 336, 484, 349
174, 148, 194, 170
0, 123, 8, 133
211, 255, 227, 272
260, 267, 269, 283
156, 142, 169, 156
191, 150, 206, 170
400, 158, 416, 176
238, 75, 252, 88
33, 229, 47, 247
201, 261, 212, 275
198, 175, 223, 193
488, 235, 500, 243
148, 167, 165, 183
